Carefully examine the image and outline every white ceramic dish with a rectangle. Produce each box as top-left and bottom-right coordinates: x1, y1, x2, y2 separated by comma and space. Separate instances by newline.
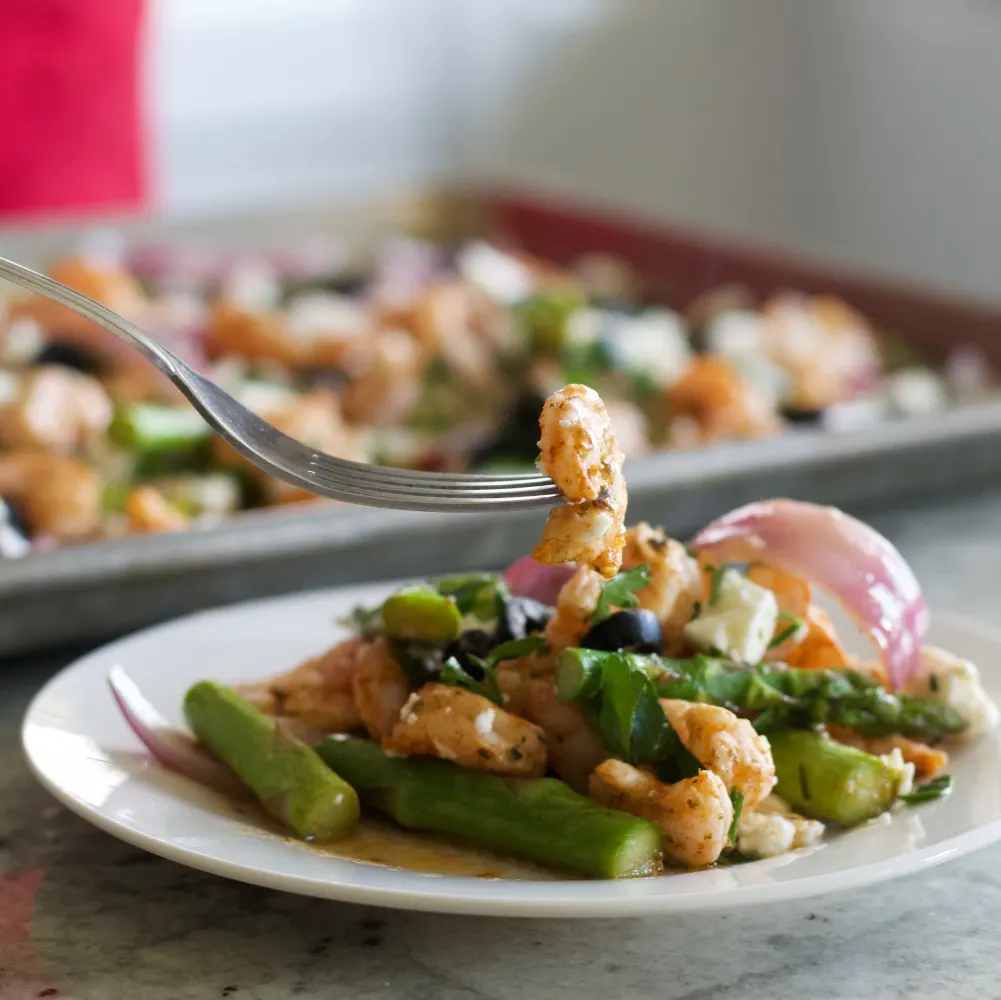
22, 582, 1001, 917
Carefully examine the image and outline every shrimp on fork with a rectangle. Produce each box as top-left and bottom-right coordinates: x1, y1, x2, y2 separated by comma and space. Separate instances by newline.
533, 384, 627, 577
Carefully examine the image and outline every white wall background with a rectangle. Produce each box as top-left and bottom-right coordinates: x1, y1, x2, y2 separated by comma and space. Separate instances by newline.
151, 0, 1001, 301
150, 0, 457, 216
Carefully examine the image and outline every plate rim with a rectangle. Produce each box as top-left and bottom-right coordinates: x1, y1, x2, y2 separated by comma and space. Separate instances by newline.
21, 587, 1001, 918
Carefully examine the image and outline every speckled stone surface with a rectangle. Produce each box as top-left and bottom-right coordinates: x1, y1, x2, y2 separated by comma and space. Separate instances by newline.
4, 493, 1001, 999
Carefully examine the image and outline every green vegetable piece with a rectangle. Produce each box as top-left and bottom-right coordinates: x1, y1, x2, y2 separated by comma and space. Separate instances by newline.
728, 788, 745, 846
708, 566, 727, 605
560, 338, 614, 388
339, 603, 383, 639
430, 574, 508, 619
768, 613, 804, 650
598, 658, 664, 762
440, 656, 504, 705
110, 402, 210, 453
382, 586, 462, 644
183, 681, 359, 841
652, 655, 966, 743
555, 648, 609, 701
518, 292, 582, 356
316, 737, 662, 878
589, 564, 650, 625
110, 402, 213, 478
439, 637, 545, 704
768, 729, 905, 826
900, 774, 952, 805
483, 636, 547, 669
556, 649, 700, 776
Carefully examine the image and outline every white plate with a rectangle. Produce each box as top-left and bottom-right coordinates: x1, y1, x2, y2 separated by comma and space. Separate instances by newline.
22, 582, 1001, 917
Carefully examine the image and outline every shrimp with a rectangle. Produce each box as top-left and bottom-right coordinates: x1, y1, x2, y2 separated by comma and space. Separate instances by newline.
495, 664, 531, 717
537, 384, 622, 501
204, 301, 306, 367
533, 474, 627, 578
621, 523, 703, 651
216, 390, 365, 504
543, 565, 605, 649
660, 699, 776, 808
124, 486, 190, 534
827, 728, 949, 781
668, 356, 780, 445
533, 384, 627, 577
0, 451, 102, 541
524, 678, 607, 793
100, 360, 180, 405
761, 294, 880, 411
407, 280, 496, 386
493, 646, 560, 716
384, 683, 547, 778
341, 329, 423, 427
239, 636, 364, 732
783, 605, 851, 671
352, 639, 411, 742
589, 759, 732, 868
12, 255, 148, 355
0, 366, 112, 453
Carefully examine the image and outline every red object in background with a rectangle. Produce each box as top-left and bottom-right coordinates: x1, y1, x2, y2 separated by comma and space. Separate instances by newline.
0, 0, 147, 221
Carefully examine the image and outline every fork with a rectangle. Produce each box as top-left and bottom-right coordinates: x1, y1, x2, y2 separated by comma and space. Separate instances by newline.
0, 256, 561, 512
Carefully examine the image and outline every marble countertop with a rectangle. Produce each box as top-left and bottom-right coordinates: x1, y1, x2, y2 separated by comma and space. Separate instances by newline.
3, 492, 1001, 999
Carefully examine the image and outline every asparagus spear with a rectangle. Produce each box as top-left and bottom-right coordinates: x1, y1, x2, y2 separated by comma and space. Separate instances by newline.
110, 402, 211, 453
768, 729, 907, 825
556, 650, 966, 742
316, 736, 661, 878
555, 648, 608, 701
110, 402, 211, 476
184, 681, 359, 841
381, 586, 463, 644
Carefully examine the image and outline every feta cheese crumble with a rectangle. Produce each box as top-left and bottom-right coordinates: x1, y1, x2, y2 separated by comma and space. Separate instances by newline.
684, 569, 778, 664
880, 747, 915, 797
604, 309, 691, 386
455, 241, 534, 305
737, 795, 825, 859
907, 646, 999, 741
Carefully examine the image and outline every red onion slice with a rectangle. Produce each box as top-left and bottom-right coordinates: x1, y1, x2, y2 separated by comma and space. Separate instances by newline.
690, 499, 927, 688
108, 667, 245, 796
502, 556, 575, 605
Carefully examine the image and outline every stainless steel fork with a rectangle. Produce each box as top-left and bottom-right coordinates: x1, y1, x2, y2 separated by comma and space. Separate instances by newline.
0, 257, 561, 512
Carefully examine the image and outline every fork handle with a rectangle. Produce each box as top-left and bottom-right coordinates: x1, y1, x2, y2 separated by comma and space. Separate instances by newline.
0, 256, 185, 378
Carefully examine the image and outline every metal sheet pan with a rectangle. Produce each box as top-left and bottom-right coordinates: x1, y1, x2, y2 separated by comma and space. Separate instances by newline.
3, 195, 1001, 656
4, 401, 1001, 657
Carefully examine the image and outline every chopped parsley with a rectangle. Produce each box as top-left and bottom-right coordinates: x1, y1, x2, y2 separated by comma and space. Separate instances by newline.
900, 774, 952, 805
441, 656, 504, 705
480, 635, 547, 669
728, 788, 745, 846
768, 613, 804, 650
589, 564, 650, 625
438, 636, 546, 706
708, 566, 727, 605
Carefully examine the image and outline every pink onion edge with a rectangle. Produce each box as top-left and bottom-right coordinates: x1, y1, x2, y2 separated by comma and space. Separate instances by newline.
501, 556, 576, 606
690, 498, 928, 689
108, 666, 245, 796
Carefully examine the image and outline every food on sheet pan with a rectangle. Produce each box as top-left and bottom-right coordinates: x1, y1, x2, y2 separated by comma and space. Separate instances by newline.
0, 237, 989, 555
